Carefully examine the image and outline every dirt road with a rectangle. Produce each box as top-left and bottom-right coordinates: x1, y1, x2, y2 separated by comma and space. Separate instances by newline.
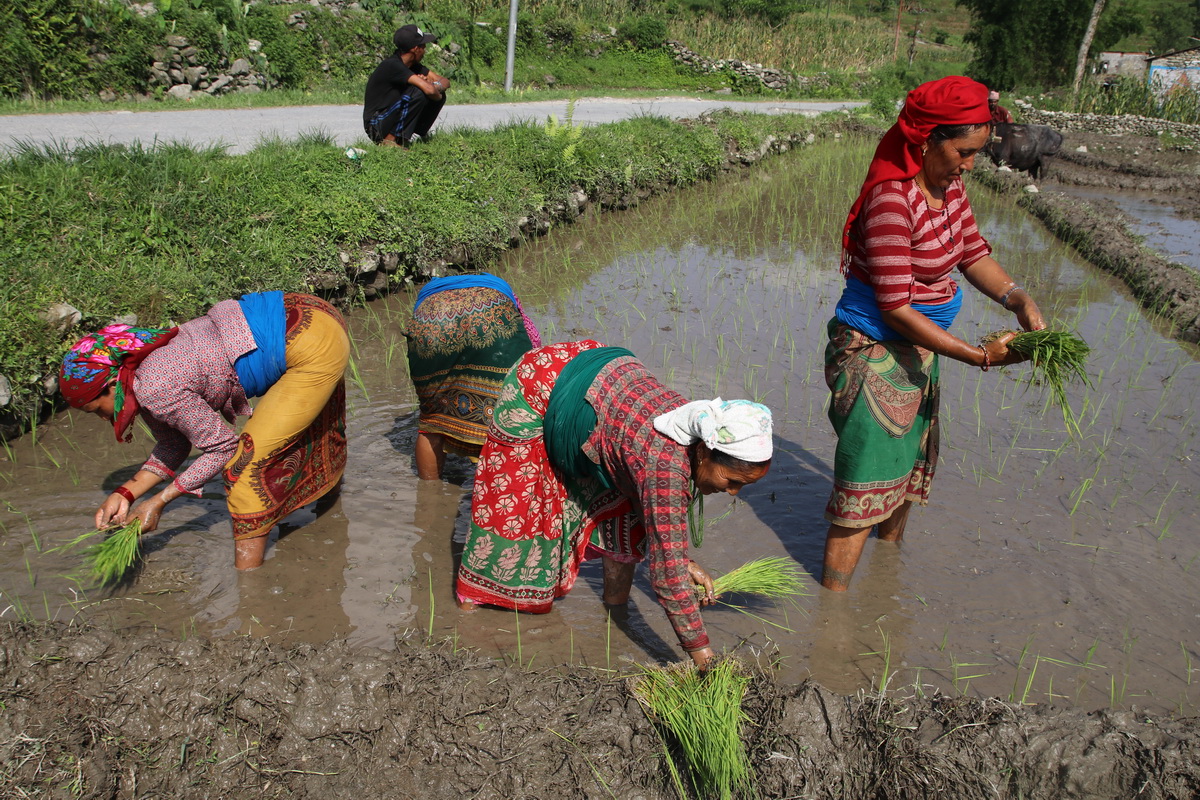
0, 96, 863, 155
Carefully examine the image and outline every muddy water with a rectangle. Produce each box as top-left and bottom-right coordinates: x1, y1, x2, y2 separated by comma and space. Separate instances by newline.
2, 137, 1197, 714
1046, 180, 1200, 272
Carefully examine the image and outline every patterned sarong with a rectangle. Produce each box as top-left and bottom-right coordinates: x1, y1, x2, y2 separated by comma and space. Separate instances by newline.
456, 341, 641, 612
407, 287, 535, 459
823, 319, 940, 527
224, 294, 349, 539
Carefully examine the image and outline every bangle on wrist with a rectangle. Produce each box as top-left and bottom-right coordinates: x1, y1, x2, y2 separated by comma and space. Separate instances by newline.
978, 345, 991, 372
113, 486, 135, 504
999, 284, 1023, 309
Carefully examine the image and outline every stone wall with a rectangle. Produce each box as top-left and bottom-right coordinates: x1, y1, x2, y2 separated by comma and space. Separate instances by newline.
144, 36, 278, 101
1014, 100, 1200, 147
664, 40, 830, 93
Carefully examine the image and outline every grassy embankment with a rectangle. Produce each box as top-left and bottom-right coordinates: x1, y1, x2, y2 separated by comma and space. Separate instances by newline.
0, 109, 837, 430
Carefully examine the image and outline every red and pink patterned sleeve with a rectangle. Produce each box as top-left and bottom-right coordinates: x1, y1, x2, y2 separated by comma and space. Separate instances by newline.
137, 386, 238, 497
857, 182, 918, 311
141, 413, 188, 482
638, 457, 710, 652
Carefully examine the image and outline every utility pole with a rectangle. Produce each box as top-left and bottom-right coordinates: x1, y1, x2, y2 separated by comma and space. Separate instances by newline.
504, 0, 518, 92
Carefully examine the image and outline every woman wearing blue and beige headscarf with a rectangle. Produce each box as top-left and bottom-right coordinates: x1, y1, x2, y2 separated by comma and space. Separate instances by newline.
455, 340, 772, 667
406, 273, 541, 479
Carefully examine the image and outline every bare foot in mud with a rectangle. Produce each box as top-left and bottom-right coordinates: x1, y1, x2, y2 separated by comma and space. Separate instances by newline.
457, 599, 476, 612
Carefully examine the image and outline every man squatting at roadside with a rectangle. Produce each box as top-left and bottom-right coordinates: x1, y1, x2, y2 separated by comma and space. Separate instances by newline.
363, 24, 451, 147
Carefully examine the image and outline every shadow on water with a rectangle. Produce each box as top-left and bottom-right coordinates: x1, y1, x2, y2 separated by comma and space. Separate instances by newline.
739, 432, 836, 583
2, 136, 1198, 712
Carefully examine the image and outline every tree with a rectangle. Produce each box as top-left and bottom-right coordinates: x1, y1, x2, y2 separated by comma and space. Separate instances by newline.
959, 0, 1103, 88
1074, 0, 1107, 95
1149, 0, 1200, 52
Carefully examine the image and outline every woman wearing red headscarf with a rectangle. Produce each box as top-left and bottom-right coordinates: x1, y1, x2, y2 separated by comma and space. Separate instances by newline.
820, 76, 1046, 591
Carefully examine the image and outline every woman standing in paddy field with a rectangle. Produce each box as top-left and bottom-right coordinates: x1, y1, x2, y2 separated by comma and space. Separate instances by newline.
821, 76, 1046, 591
60, 292, 349, 570
455, 340, 773, 667
406, 273, 541, 480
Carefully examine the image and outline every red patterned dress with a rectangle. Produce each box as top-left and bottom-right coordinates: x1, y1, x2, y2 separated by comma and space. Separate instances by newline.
456, 341, 710, 653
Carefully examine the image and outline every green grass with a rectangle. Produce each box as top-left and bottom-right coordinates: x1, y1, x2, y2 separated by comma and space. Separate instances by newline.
632, 658, 753, 800
0, 109, 822, 431
1000, 328, 1093, 435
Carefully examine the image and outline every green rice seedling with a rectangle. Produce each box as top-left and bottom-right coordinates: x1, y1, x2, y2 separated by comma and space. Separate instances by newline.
427, 567, 435, 640
687, 494, 738, 550
0, 589, 33, 623
52, 520, 143, 587
986, 328, 1092, 435
4, 501, 39, 550
690, 557, 807, 633
632, 659, 753, 800
709, 557, 808, 601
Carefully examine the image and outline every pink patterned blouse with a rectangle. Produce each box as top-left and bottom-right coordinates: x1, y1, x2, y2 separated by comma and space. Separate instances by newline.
133, 300, 255, 496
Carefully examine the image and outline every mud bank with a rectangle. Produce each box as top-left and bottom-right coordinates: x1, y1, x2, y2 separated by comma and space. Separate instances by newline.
2, 622, 1197, 800
972, 154, 1200, 343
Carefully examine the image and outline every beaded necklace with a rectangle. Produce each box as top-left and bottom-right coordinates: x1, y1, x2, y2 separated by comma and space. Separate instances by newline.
915, 177, 957, 253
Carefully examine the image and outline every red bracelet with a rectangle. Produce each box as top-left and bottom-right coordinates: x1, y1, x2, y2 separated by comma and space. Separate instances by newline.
113, 486, 135, 504
978, 345, 991, 372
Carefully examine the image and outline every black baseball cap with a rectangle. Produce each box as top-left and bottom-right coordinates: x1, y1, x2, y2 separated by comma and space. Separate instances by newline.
394, 25, 438, 53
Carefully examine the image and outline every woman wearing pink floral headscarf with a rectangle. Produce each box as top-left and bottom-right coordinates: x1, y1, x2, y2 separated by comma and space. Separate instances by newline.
60, 293, 349, 570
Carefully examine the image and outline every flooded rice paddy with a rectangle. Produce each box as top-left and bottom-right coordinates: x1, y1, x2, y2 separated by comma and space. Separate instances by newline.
2, 136, 1197, 715
1046, 181, 1200, 273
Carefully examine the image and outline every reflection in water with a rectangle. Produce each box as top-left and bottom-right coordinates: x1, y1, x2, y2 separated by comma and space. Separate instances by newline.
2, 136, 1197, 713
808, 541, 908, 693
221, 499, 354, 641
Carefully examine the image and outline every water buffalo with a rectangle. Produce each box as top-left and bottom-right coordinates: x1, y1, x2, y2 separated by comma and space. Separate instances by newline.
986, 123, 1064, 180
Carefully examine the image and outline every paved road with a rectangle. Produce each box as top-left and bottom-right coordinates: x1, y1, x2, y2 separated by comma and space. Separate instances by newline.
0, 96, 863, 155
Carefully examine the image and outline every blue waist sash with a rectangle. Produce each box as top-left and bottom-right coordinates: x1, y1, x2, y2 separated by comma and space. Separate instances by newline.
414, 273, 517, 312
834, 276, 962, 341
233, 291, 287, 399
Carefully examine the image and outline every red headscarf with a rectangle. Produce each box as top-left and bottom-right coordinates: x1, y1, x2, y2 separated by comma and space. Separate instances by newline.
841, 75, 991, 266
60, 324, 179, 442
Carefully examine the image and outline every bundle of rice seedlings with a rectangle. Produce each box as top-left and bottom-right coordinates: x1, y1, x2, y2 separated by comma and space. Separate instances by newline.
632, 659, 753, 800
984, 328, 1092, 434
710, 556, 808, 601
52, 520, 143, 586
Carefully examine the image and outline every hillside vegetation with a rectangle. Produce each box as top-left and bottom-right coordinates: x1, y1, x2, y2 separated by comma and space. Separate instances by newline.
4, 0, 1194, 116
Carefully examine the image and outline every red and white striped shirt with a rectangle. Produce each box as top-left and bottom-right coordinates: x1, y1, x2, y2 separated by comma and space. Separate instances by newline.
846, 178, 991, 311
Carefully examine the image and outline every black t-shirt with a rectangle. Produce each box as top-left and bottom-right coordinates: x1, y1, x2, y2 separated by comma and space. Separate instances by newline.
363, 54, 430, 123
